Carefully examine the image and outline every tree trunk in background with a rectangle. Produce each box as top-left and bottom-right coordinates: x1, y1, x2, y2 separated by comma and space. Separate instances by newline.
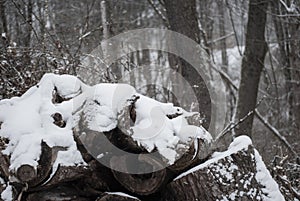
271, 0, 293, 125
24, 0, 32, 48
289, 16, 300, 131
235, 0, 268, 137
0, 0, 8, 48
217, 0, 228, 72
164, 0, 211, 129
271, 0, 300, 131
0, 0, 7, 34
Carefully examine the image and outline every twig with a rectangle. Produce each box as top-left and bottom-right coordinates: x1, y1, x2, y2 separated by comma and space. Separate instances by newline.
207, 32, 234, 45
225, 0, 243, 56
255, 109, 297, 156
147, 0, 169, 27
211, 67, 298, 156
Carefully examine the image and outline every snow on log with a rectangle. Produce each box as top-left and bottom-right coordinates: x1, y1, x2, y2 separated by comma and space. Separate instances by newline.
0, 74, 284, 200
161, 136, 285, 201
0, 74, 212, 200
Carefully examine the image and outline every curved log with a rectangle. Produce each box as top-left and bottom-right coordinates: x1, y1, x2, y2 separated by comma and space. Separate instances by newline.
110, 155, 167, 196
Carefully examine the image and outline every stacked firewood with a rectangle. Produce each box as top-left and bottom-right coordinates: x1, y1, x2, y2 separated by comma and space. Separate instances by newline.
0, 78, 284, 201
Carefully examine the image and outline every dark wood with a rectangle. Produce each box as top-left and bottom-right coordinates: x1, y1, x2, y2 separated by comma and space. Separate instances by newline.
235, 0, 268, 137
51, 112, 66, 128
26, 184, 94, 201
16, 164, 36, 183
110, 155, 167, 196
161, 145, 267, 201
164, 0, 211, 129
15, 141, 67, 187
168, 139, 211, 174
0, 137, 9, 181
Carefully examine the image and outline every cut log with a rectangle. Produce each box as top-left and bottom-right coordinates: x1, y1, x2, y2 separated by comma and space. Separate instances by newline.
16, 164, 36, 183
25, 184, 93, 201
161, 144, 283, 201
168, 138, 212, 174
110, 155, 167, 196
42, 165, 88, 187
15, 141, 67, 187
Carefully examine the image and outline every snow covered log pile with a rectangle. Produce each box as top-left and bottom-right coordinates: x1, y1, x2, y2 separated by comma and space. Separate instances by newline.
0, 74, 284, 201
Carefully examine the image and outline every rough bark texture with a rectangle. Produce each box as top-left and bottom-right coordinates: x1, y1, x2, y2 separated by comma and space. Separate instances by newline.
164, 0, 211, 129
161, 145, 266, 201
235, 0, 268, 137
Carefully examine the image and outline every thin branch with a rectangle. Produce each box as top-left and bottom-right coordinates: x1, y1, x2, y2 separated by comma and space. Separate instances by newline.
225, 0, 243, 56
11, 0, 40, 43
211, 66, 298, 156
254, 109, 297, 156
207, 32, 234, 45
147, 0, 169, 27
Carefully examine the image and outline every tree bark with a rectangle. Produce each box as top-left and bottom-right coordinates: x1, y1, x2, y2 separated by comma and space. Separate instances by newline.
161, 145, 267, 201
164, 0, 211, 129
235, 0, 268, 137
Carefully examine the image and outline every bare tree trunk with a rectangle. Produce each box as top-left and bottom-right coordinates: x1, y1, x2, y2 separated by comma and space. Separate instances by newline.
217, 0, 228, 72
289, 17, 300, 131
0, 0, 8, 48
101, 0, 121, 82
0, 0, 7, 34
235, 0, 268, 137
271, 0, 293, 124
164, 0, 211, 129
24, 0, 32, 47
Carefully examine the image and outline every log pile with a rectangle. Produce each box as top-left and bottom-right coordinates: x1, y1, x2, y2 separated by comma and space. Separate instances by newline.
0, 74, 284, 201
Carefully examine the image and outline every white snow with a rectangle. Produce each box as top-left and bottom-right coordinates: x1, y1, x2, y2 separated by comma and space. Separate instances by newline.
0, 73, 211, 179
0, 74, 87, 172
0, 184, 12, 201
132, 95, 212, 164
254, 149, 285, 201
175, 135, 252, 180
105, 192, 140, 200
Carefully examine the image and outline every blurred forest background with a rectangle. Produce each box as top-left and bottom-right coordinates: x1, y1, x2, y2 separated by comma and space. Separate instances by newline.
0, 0, 299, 199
